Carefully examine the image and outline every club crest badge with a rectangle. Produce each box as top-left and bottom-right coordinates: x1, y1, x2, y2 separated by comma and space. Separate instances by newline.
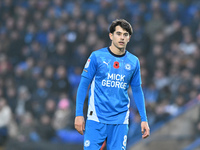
84, 140, 90, 147
125, 63, 131, 70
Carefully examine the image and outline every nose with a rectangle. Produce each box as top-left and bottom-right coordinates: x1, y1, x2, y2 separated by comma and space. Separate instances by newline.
120, 35, 125, 40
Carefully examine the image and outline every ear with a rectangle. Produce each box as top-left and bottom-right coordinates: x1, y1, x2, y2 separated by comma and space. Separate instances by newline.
128, 36, 131, 42
109, 33, 113, 40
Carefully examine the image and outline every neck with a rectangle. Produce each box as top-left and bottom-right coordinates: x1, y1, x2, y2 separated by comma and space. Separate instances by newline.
109, 43, 125, 55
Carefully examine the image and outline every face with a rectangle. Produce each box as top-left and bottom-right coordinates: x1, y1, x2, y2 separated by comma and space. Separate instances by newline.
109, 25, 131, 51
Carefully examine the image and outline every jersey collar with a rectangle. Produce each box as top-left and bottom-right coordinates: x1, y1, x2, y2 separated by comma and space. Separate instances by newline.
107, 47, 126, 57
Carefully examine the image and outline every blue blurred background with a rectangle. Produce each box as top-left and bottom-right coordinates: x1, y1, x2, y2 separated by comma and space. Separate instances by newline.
0, 0, 199, 150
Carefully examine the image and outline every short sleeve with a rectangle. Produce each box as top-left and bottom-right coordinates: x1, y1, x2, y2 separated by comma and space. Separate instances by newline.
130, 58, 142, 87
81, 52, 97, 81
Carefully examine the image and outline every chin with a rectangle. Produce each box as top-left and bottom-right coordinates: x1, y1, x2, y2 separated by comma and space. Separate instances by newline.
118, 48, 125, 52
118, 46, 125, 49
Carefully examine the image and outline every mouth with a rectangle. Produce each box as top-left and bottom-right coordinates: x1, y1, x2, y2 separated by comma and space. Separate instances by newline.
119, 41, 125, 45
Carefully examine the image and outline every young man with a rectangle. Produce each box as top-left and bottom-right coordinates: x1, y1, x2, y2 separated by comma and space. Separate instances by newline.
75, 19, 150, 150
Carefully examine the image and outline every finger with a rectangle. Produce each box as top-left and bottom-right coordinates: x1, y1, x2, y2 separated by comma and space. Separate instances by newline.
83, 121, 85, 131
142, 129, 150, 139
142, 135, 147, 139
142, 132, 148, 139
143, 133, 149, 139
79, 129, 83, 135
141, 126, 144, 134
78, 126, 83, 135
75, 124, 83, 135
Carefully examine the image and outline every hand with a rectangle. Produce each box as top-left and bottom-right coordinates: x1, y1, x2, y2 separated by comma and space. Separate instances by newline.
141, 121, 150, 139
74, 116, 85, 135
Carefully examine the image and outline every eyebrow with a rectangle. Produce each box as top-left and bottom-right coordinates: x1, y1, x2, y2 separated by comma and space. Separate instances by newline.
116, 31, 129, 34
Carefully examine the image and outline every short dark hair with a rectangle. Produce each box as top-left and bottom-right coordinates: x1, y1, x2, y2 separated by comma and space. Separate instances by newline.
109, 19, 133, 35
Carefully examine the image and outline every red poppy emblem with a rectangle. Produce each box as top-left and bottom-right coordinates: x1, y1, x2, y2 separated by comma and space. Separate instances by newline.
113, 61, 119, 69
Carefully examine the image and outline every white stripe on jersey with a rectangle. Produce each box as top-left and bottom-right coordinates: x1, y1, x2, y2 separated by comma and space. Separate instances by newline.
87, 77, 100, 122
123, 97, 130, 124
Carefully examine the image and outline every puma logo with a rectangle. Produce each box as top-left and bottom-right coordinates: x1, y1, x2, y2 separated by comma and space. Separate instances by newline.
103, 61, 109, 66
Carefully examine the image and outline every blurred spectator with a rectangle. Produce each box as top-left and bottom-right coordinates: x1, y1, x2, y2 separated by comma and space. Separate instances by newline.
53, 65, 70, 94
165, 1, 181, 24
32, 77, 49, 102
43, 65, 55, 95
16, 112, 36, 142
145, 11, 165, 41
0, 97, 12, 146
192, 76, 200, 91
15, 86, 32, 121
71, 44, 90, 67
68, 66, 82, 96
5, 86, 17, 113
45, 98, 56, 119
143, 82, 159, 105
53, 98, 72, 130
0, 54, 12, 77
165, 95, 185, 116
36, 114, 56, 141
179, 26, 198, 54
49, 41, 69, 66
153, 69, 170, 90
114, 0, 132, 22
155, 99, 171, 122
76, 20, 87, 44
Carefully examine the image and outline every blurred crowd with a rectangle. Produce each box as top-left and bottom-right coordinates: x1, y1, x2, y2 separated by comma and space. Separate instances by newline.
0, 0, 199, 146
